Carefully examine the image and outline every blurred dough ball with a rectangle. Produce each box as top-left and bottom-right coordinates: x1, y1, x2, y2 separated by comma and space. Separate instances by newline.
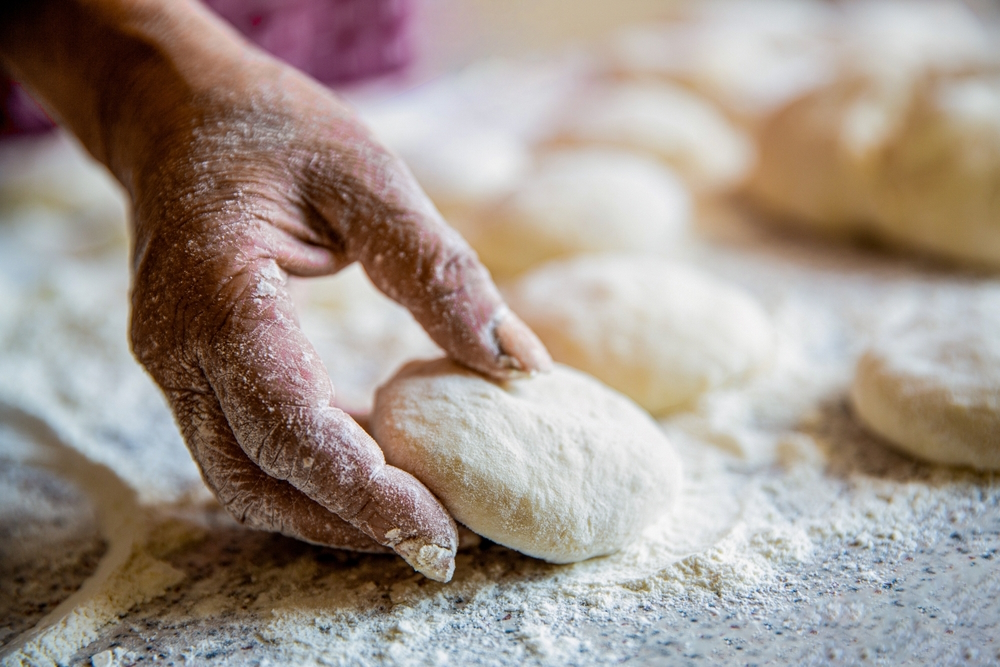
608, 1, 997, 124
871, 71, 1000, 267
557, 80, 755, 191
296, 264, 440, 414
505, 255, 775, 415
839, 0, 997, 79
610, 0, 837, 122
361, 107, 531, 220
851, 305, 1000, 471
746, 77, 878, 235
463, 148, 691, 277
749, 66, 1000, 268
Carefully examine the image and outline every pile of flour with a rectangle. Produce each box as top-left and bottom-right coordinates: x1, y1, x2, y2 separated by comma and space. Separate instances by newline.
2, 85, 999, 667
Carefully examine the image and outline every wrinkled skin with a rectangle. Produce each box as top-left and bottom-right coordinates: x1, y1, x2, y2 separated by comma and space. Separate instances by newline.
0, 0, 551, 582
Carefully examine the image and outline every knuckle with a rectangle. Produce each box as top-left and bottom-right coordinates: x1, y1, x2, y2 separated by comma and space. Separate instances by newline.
253, 421, 296, 480
218, 481, 271, 529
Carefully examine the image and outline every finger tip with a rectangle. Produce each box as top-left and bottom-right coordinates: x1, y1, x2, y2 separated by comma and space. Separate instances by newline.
396, 539, 456, 583
494, 311, 554, 376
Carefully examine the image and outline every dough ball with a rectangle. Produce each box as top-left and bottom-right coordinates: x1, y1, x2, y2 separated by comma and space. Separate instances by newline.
466, 148, 691, 277
870, 71, 1000, 267
405, 128, 530, 218
749, 66, 1000, 268
747, 76, 878, 235
851, 315, 1000, 471
558, 81, 755, 191
839, 0, 996, 78
610, 2, 836, 122
505, 255, 775, 415
372, 359, 682, 563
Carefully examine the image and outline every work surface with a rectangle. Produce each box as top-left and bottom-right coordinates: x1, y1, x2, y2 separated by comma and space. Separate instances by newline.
0, 130, 998, 667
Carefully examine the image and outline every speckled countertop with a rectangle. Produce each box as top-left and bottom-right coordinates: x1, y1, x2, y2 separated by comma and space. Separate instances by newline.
2, 399, 998, 666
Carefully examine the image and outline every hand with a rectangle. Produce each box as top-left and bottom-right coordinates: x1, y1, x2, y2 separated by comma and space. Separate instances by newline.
0, 0, 550, 582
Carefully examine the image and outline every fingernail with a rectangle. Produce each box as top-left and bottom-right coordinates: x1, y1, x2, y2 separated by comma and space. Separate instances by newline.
396, 539, 455, 583
495, 311, 554, 375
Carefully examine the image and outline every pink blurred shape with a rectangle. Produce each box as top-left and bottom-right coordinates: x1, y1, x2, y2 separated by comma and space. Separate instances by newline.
203, 0, 415, 84
0, 80, 55, 136
1, 0, 415, 136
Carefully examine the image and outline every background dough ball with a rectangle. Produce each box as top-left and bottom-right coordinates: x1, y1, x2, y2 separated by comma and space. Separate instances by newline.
839, 0, 996, 78
505, 255, 775, 415
403, 127, 531, 219
558, 81, 756, 191
869, 71, 1000, 268
467, 148, 691, 277
372, 359, 682, 563
746, 76, 879, 235
609, 1, 836, 122
851, 316, 1000, 471
748, 66, 1000, 268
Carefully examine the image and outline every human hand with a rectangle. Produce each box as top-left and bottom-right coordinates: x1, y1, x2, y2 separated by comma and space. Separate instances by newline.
121, 40, 549, 582
1, 0, 549, 582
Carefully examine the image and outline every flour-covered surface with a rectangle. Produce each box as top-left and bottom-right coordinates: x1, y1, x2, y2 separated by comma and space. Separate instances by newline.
2, 106, 1000, 667
0, 433, 106, 650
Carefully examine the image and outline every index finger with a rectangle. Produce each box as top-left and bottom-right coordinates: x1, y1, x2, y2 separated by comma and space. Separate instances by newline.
304, 127, 552, 380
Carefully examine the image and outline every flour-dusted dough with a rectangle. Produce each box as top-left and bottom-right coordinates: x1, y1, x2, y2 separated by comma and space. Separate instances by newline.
401, 127, 531, 219
750, 66, 1000, 267
851, 315, 1000, 471
467, 148, 691, 277
839, 0, 996, 78
372, 359, 682, 563
747, 76, 878, 235
558, 81, 755, 192
744, 0, 1000, 268
505, 255, 775, 415
869, 71, 1000, 267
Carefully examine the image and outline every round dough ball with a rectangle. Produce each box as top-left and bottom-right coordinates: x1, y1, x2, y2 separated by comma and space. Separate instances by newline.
505, 255, 775, 415
870, 71, 1000, 268
610, 1, 836, 122
372, 359, 682, 563
747, 76, 879, 235
839, 0, 996, 78
467, 148, 691, 277
558, 81, 755, 191
749, 64, 1000, 268
851, 319, 1000, 471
